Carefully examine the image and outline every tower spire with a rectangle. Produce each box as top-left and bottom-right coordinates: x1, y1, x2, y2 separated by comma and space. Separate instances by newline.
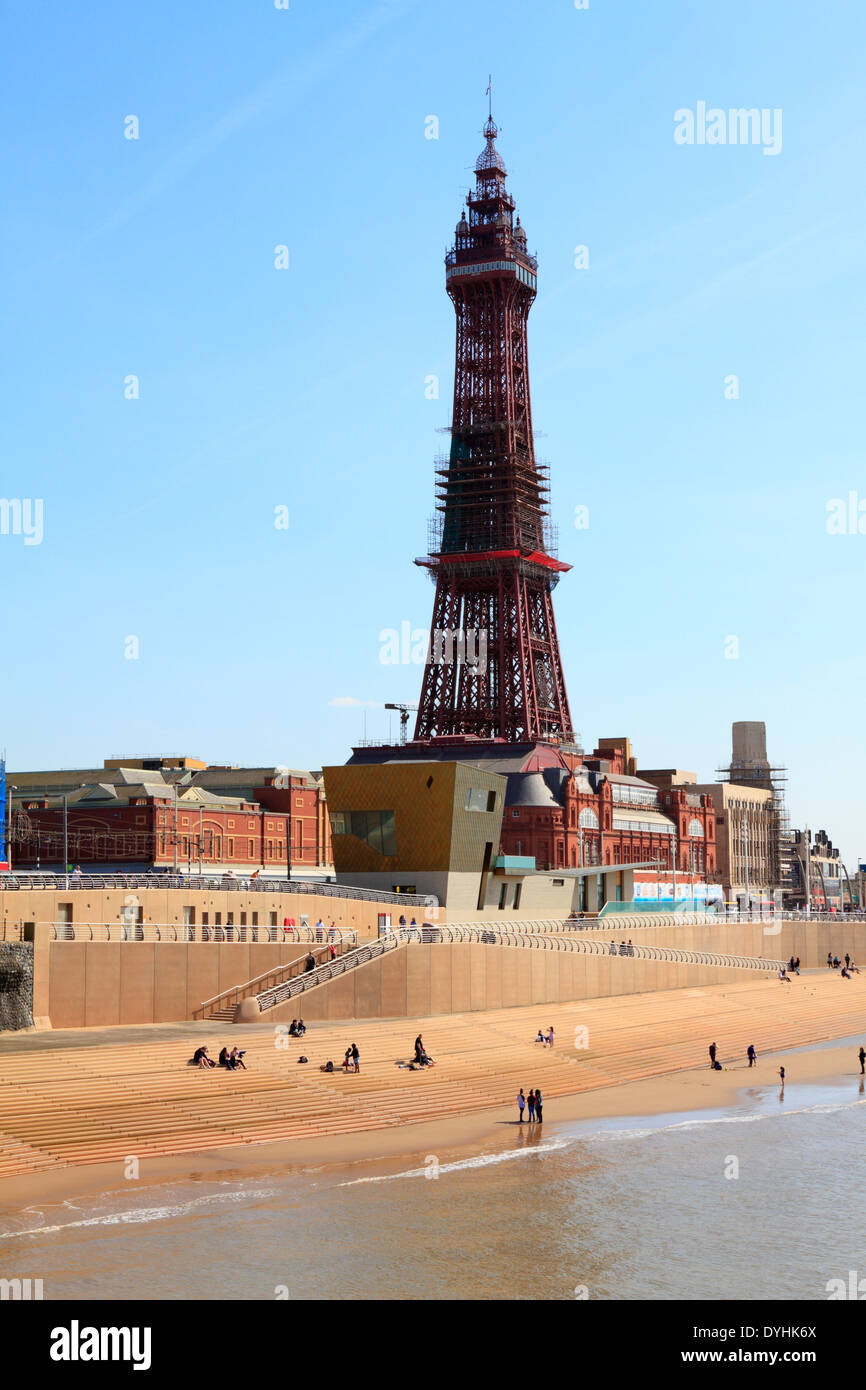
414, 116, 573, 745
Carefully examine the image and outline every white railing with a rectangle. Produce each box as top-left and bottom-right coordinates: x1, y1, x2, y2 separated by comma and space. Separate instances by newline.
44, 922, 359, 945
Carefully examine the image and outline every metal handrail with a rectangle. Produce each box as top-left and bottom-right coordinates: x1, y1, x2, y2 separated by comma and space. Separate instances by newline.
256, 935, 402, 1012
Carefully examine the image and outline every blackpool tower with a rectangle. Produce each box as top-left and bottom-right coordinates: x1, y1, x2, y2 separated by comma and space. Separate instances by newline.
414, 115, 574, 745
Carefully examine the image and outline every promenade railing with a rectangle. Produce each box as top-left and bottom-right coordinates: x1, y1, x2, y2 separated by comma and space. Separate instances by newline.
35, 922, 359, 945
243, 924, 787, 1016
0, 871, 434, 908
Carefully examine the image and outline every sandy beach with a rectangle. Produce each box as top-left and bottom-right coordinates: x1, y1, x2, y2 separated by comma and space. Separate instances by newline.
1, 1017, 863, 1214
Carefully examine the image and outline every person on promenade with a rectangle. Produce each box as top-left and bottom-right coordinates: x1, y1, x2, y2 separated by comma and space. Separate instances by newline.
304, 951, 316, 973
747, 1044, 757, 1068
535, 1088, 543, 1122
329, 943, 337, 960
609, 940, 617, 955
709, 1042, 717, 1068
859, 1047, 865, 1076
517, 1089, 526, 1122
351, 1042, 360, 1073
527, 1089, 536, 1123
627, 939, 634, 957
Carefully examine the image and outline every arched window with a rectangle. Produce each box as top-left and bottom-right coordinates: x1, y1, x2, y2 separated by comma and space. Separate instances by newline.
579, 808, 598, 829
688, 818, 704, 837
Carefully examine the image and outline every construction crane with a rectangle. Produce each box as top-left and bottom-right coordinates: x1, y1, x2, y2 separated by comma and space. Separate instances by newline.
385, 702, 418, 746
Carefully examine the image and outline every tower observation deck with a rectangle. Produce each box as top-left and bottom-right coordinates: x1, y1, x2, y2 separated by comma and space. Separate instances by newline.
414, 115, 574, 744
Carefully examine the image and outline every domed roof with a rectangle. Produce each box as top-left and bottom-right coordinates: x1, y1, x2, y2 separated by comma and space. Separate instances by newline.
513, 217, 527, 242
475, 116, 506, 174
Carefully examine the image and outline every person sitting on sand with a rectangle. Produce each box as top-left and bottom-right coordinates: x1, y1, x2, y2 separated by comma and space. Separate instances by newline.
193, 1046, 215, 1068
288, 1020, 299, 1036
296, 1018, 306, 1036
228, 1047, 247, 1070
849, 960, 860, 973
535, 1028, 545, 1043
778, 968, 791, 984
218, 1046, 230, 1067
841, 967, 852, 979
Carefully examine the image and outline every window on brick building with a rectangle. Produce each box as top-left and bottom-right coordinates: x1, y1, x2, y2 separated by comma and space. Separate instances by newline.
267, 840, 273, 857
228, 838, 234, 857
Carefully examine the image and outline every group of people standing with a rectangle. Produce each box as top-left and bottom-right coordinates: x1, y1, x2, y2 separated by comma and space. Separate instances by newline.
516, 1088, 544, 1123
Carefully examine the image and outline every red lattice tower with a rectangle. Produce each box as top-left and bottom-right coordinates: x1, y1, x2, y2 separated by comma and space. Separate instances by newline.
414, 116, 574, 743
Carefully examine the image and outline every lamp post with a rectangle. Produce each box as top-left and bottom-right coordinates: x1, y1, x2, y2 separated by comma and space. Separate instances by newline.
62, 793, 69, 887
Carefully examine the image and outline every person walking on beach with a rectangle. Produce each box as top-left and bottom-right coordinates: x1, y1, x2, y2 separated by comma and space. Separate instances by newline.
527, 1089, 536, 1123
535, 1088, 543, 1122
778, 1066, 785, 1088
709, 1042, 717, 1068
747, 1044, 757, 1068
517, 1088, 526, 1122
859, 1046, 866, 1076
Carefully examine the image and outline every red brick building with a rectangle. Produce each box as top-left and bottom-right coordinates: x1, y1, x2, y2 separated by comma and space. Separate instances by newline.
9, 760, 332, 875
496, 737, 716, 877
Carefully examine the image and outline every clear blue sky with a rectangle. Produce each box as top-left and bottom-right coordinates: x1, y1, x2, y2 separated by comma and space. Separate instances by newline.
2, 1, 864, 864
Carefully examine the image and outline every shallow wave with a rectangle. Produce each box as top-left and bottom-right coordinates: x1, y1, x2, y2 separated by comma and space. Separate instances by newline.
0, 1187, 278, 1240
338, 1139, 569, 1185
